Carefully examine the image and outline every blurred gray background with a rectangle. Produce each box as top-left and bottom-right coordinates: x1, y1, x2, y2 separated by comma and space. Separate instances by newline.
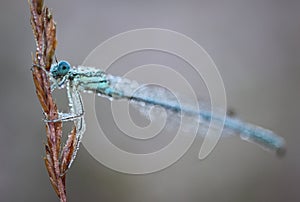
1, 0, 299, 201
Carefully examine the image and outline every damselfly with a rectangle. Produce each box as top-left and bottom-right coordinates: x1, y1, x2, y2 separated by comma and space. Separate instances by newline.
44, 60, 286, 169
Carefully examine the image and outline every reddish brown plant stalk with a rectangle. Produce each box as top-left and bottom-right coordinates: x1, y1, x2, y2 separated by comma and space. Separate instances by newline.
29, 0, 77, 201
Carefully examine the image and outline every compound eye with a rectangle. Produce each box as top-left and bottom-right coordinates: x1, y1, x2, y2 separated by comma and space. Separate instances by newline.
57, 60, 71, 76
